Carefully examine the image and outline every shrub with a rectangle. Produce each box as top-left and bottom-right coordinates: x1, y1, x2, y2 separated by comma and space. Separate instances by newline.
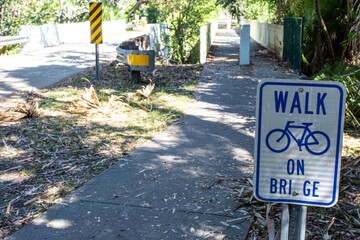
314, 63, 360, 129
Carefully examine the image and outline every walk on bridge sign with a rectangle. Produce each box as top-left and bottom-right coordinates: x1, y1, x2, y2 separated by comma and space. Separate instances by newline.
254, 79, 346, 207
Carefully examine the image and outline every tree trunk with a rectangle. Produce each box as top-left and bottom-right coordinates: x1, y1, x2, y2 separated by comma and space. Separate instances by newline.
314, 0, 335, 61
276, 0, 283, 24
127, 0, 149, 18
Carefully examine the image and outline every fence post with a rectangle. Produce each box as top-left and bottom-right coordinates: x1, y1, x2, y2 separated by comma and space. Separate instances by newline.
239, 24, 250, 65
200, 25, 207, 64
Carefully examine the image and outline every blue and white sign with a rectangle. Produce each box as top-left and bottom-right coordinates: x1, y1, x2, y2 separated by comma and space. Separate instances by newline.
254, 79, 346, 207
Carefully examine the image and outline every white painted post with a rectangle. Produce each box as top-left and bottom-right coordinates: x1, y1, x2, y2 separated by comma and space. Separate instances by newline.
281, 204, 289, 240
239, 24, 250, 65
210, 21, 218, 45
200, 25, 207, 64
160, 23, 169, 59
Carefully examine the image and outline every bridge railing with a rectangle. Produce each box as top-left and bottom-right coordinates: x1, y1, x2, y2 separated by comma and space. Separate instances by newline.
241, 19, 284, 60
199, 20, 218, 64
0, 36, 28, 47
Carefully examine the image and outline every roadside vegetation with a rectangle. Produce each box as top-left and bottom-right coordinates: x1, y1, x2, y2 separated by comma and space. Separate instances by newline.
141, 0, 219, 63
220, 0, 360, 70
314, 63, 360, 129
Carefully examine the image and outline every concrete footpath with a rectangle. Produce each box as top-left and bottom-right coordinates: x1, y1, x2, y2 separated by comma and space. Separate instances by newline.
7, 29, 299, 240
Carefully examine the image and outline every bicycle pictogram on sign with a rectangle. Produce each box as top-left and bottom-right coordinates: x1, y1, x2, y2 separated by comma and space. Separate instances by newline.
265, 121, 330, 155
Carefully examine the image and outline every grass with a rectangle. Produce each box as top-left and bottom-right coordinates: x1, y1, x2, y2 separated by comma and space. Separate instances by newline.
0, 61, 203, 238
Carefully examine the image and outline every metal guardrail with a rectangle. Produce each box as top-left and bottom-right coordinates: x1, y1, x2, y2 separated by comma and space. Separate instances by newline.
116, 47, 155, 72
125, 23, 134, 30
0, 36, 28, 47
116, 34, 155, 82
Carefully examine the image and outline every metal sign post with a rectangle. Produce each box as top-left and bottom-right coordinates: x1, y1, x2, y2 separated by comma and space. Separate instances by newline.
89, 2, 103, 81
254, 79, 346, 239
280, 204, 289, 240
95, 44, 100, 80
280, 204, 307, 240
288, 205, 307, 239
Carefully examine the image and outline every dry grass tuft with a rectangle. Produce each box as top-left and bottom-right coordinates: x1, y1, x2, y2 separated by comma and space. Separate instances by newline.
68, 85, 130, 115
0, 98, 40, 122
136, 80, 155, 99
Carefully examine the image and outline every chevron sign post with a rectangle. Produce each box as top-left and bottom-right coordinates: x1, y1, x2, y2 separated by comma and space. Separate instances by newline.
90, 2, 103, 44
89, 2, 102, 80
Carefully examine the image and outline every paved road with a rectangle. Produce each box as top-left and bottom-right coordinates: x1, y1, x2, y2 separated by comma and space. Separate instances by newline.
0, 31, 145, 99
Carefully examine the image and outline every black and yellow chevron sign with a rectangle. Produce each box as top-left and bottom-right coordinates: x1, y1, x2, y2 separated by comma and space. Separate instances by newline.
89, 2, 103, 44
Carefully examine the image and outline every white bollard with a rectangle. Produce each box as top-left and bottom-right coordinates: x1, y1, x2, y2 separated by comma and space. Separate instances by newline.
200, 25, 207, 64
239, 24, 250, 65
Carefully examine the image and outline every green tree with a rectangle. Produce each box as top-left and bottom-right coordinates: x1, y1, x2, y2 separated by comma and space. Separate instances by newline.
217, 0, 359, 73
0, 0, 132, 36
217, 0, 276, 23
146, 0, 218, 63
0, 0, 25, 36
